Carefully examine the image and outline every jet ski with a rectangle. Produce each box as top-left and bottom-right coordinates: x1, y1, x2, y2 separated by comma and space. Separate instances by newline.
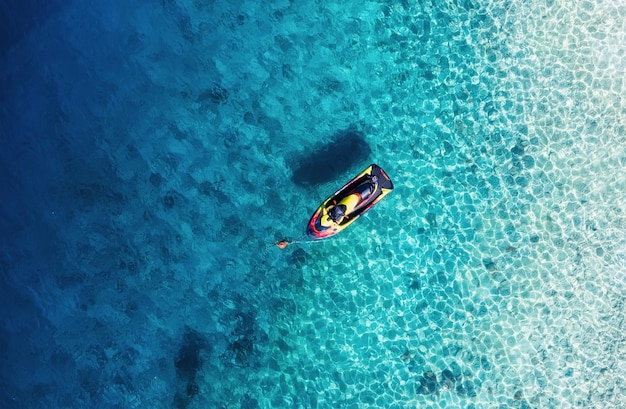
306, 164, 394, 240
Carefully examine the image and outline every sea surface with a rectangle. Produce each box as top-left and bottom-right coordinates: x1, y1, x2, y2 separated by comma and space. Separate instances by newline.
1, 0, 625, 408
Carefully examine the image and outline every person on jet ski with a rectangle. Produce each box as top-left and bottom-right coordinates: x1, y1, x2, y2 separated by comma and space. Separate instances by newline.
328, 204, 347, 223
326, 175, 379, 224
352, 174, 378, 204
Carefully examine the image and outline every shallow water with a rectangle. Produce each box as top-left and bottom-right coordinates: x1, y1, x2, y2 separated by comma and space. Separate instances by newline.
1, 0, 624, 408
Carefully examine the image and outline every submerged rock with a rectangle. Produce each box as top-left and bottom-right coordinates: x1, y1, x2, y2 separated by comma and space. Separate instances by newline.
417, 371, 438, 394
440, 368, 456, 390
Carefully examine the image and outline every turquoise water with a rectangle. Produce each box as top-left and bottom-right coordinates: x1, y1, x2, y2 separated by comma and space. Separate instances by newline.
1, 0, 625, 408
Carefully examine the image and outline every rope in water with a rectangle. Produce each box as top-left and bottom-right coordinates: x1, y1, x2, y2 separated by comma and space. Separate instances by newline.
274, 233, 325, 249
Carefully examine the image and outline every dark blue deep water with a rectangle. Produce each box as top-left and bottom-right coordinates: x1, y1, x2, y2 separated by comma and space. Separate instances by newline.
2, 0, 625, 408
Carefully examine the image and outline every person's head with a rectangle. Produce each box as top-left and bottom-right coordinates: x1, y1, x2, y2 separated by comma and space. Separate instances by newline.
328, 205, 345, 222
